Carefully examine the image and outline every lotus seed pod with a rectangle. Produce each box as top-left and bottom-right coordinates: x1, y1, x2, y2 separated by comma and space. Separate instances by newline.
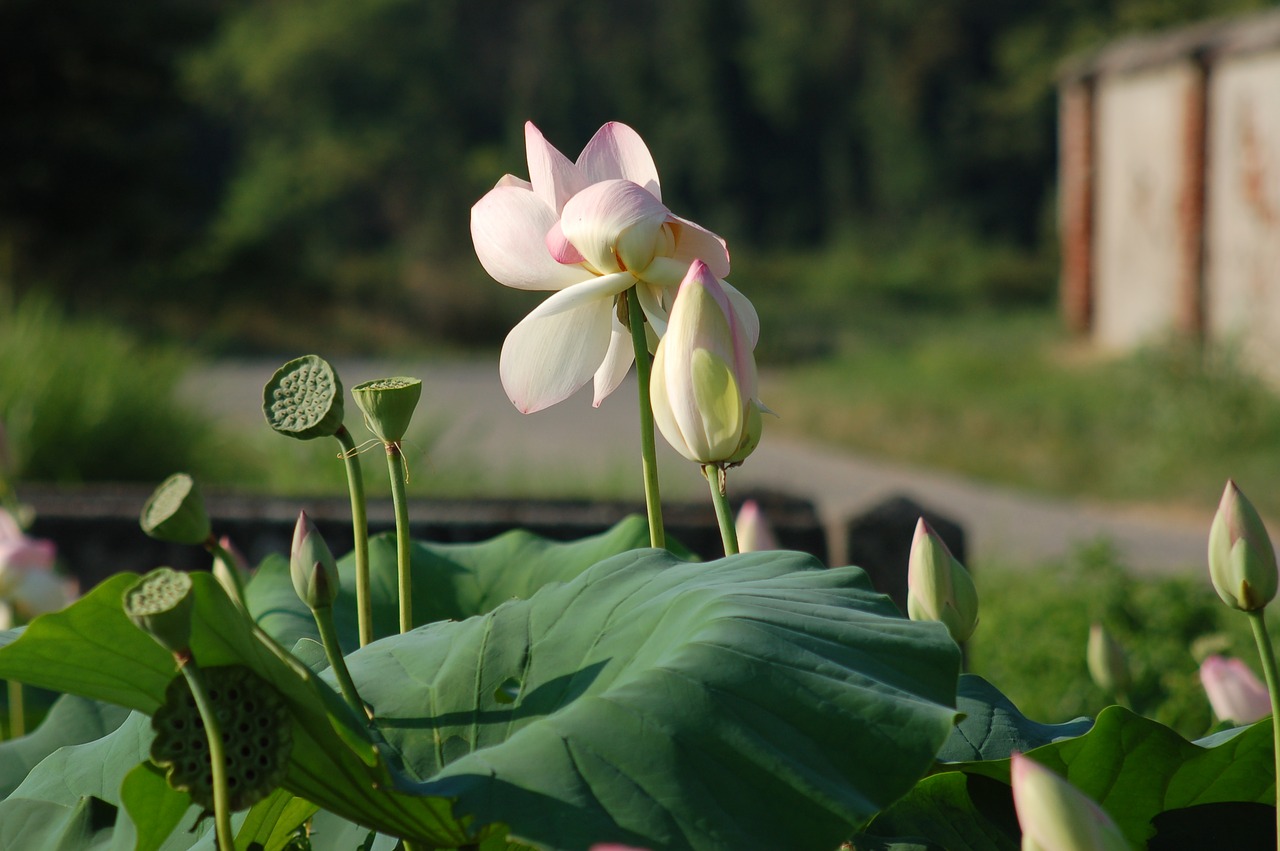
151, 665, 293, 812
140, 474, 211, 545
1208, 480, 1278, 612
262, 355, 345, 441
351, 377, 422, 444
124, 567, 193, 655
290, 511, 338, 610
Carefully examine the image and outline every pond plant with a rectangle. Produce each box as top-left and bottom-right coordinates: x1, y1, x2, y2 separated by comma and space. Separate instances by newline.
0, 122, 1277, 850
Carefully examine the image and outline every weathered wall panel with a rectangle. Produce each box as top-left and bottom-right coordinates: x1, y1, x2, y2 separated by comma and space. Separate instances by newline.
1092, 63, 1203, 350
1205, 52, 1280, 377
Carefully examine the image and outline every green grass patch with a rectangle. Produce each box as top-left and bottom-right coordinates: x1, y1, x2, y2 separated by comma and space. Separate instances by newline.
762, 308, 1280, 517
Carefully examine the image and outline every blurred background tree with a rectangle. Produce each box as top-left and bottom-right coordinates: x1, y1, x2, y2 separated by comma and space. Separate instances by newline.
2, 0, 1274, 353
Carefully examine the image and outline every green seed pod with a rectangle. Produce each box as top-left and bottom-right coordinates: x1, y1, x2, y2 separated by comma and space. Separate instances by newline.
151, 665, 293, 812
140, 473, 211, 545
262, 355, 345, 441
124, 568, 194, 655
351, 377, 422, 444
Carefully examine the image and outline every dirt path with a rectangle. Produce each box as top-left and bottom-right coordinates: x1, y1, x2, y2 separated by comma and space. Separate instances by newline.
184, 357, 1213, 577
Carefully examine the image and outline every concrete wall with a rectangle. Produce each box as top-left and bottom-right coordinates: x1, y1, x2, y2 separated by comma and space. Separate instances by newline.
1059, 9, 1280, 377
1205, 50, 1280, 375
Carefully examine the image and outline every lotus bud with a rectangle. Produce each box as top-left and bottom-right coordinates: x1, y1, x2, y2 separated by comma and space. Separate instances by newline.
290, 511, 338, 610
140, 473, 211, 545
906, 518, 979, 643
1200, 655, 1272, 724
124, 567, 194, 655
1208, 480, 1277, 612
735, 500, 779, 552
263, 354, 345, 440
1086, 623, 1131, 697
1011, 753, 1130, 851
10, 569, 78, 619
650, 260, 764, 466
352, 377, 422, 444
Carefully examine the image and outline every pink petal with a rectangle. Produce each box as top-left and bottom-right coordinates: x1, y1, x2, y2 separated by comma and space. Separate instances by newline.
720, 279, 760, 348
667, 214, 730, 278
524, 122, 588, 213
494, 174, 532, 191
545, 220, 585, 265
559, 180, 669, 275
471, 186, 595, 292
577, 122, 661, 200
592, 321, 635, 407
499, 274, 634, 413
1201, 655, 1272, 723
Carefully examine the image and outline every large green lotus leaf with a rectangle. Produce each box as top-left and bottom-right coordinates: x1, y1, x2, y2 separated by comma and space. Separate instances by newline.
936, 674, 1093, 763
346, 548, 962, 851
863, 705, 1275, 848
0, 693, 130, 798
0, 573, 488, 847
247, 516, 662, 652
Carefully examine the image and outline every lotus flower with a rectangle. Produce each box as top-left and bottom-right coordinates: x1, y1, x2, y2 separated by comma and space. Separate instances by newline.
1208, 480, 1277, 612
1011, 752, 1130, 851
735, 499, 779, 552
471, 121, 757, 413
650, 261, 764, 466
0, 508, 74, 619
906, 518, 979, 643
1201, 655, 1272, 724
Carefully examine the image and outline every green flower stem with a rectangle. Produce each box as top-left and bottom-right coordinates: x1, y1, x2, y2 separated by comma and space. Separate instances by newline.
386, 442, 413, 634
312, 605, 365, 719
6, 679, 23, 739
625, 286, 665, 550
177, 658, 234, 851
335, 426, 373, 648
1246, 610, 1280, 850
703, 465, 739, 557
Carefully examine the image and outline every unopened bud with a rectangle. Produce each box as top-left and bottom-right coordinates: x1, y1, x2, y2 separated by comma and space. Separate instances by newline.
290, 511, 338, 610
906, 518, 979, 643
1011, 753, 1130, 851
1087, 623, 1130, 696
1208, 480, 1277, 612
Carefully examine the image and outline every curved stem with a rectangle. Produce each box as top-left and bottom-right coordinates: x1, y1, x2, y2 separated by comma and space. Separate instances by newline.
625, 287, 665, 549
1246, 611, 1280, 850
703, 465, 738, 557
178, 659, 234, 851
336, 426, 373, 647
312, 605, 366, 719
386, 442, 413, 634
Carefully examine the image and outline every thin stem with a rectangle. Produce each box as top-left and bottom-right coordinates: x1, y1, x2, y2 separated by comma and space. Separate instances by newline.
7, 680, 23, 738
178, 659, 234, 851
386, 442, 413, 634
625, 287, 665, 549
336, 426, 373, 647
703, 465, 739, 557
312, 605, 366, 719
1246, 610, 1280, 851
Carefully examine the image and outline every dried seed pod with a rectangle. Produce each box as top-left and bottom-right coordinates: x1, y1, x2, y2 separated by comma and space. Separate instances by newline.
150, 665, 293, 812
263, 354, 345, 440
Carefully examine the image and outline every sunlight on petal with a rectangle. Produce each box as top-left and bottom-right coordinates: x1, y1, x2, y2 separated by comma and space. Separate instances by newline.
577, 121, 661, 200
472, 187, 595, 291
525, 121, 589, 213
592, 320, 635, 407
667, 214, 730, 278
559, 180, 669, 275
523, 272, 635, 322
721, 279, 760, 347
500, 297, 616, 413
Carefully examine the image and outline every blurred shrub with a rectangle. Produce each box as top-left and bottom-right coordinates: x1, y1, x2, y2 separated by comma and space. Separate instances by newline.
0, 293, 225, 482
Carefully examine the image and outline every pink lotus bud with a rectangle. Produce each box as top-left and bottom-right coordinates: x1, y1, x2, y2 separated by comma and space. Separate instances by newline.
650, 261, 764, 466
1011, 753, 1130, 851
735, 500, 779, 553
1200, 655, 1271, 724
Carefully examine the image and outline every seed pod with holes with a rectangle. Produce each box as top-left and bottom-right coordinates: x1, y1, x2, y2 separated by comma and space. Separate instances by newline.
150, 665, 292, 811
140, 474, 211, 545
262, 354, 345, 441
124, 567, 194, 655
351, 377, 422, 444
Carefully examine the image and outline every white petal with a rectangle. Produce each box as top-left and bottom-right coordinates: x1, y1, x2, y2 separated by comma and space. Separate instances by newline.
649, 342, 695, 461
720, 279, 760, 348
577, 122, 661, 200
471, 187, 594, 291
498, 273, 634, 413
525, 122, 588, 213
667, 214, 730, 278
559, 180, 669, 275
495, 174, 532, 191
592, 319, 635, 407
635, 280, 670, 339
